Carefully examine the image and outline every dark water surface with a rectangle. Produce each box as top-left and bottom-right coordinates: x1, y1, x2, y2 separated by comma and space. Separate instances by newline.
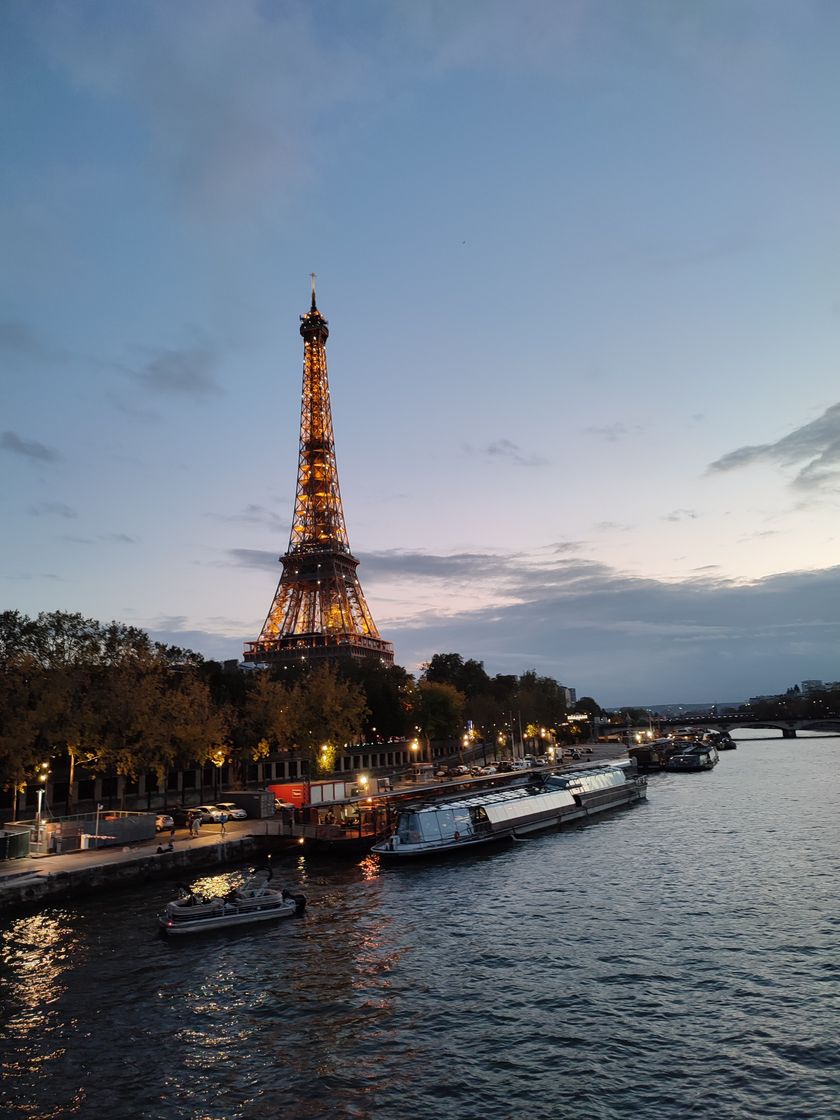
2, 733, 839, 1120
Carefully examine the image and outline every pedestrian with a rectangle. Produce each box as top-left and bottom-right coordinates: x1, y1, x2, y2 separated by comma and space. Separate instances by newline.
194, 815, 202, 836
170, 821, 176, 841
219, 813, 227, 838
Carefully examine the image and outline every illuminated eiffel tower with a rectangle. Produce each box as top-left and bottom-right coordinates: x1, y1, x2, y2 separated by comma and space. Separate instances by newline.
244, 279, 394, 669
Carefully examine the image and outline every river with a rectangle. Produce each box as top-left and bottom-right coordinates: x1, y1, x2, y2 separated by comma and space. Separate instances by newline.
1, 731, 838, 1120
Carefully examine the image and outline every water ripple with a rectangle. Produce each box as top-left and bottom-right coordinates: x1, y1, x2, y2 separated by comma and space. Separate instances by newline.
1, 736, 839, 1119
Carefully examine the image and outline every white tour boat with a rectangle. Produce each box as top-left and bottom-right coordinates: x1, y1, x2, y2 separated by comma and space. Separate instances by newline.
159, 868, 306, 935
371, 765, 647, 861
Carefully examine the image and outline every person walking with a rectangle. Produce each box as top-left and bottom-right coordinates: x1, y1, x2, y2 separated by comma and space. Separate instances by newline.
219, 813, 227, 839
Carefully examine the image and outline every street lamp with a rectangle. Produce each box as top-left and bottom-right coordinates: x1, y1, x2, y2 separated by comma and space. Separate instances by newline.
35, 761, 49, 847
211, 748, 226, 801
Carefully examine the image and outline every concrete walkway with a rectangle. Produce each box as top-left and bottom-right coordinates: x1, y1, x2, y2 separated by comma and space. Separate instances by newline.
0, 819, 267, 908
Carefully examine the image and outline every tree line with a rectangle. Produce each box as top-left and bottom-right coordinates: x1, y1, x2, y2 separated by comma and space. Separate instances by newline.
0, 611, 600, 796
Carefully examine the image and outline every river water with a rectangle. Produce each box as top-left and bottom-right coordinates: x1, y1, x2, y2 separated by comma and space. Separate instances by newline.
1, 731, 838, 1120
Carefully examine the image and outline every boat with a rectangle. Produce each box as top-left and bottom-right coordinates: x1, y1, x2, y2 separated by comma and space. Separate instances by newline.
627, 737, 684, 771
371, 764, 646, 861
666, 741, 719, 771
158, 868, 306, 935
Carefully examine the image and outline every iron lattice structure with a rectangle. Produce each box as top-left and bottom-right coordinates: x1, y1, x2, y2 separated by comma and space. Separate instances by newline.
244, 284, 394, 669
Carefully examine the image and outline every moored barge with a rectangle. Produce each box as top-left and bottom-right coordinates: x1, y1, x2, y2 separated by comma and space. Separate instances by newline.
371, 765, 646, 861
666, 741, 719, 771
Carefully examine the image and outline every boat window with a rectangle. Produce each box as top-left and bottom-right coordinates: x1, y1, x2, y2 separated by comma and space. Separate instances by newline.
453, 806, 472, 835
419, 812, 444, 841
398, 812, 423, 844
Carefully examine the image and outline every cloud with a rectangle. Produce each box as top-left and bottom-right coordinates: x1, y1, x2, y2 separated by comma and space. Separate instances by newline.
23, 1, 367, 219
384, 557, 840, 705
132, 348, 221, 397
0, 319, 67, 363
147, 542, 840, 705
464, 439, 548, 467
229, 548, 281, 573
2, 431, 61, 463
28, 501, 77, 519
213, 505, 287, 531
593, 521, 632, 532
708, 402, 840, 491
582, 422, 642, 442
662, 509, 697, 522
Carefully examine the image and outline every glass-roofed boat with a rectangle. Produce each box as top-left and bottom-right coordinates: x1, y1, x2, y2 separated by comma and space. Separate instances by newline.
371, 764, 647, 861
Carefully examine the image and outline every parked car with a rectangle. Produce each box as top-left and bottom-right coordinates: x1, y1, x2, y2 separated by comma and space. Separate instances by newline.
215, 802, 247, 820
193, 804, 224, 823
478, 765, 497, 775
274, 799, 296, 813
155, 812, 174, 832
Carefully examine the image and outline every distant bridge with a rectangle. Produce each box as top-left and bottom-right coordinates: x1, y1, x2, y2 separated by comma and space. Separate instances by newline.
657, 714, 840, 739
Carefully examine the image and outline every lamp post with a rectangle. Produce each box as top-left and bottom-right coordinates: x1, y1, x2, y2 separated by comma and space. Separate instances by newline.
211, 748, 226, 802
35, 761, 49, 849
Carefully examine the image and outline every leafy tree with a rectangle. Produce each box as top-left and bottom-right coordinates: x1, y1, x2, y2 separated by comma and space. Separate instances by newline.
408, 680, 465, 758
283, 664, 368, 771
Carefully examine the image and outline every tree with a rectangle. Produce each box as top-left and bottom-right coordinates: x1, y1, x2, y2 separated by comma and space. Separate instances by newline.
408, 680, 465, 759
284, 664, 368, 772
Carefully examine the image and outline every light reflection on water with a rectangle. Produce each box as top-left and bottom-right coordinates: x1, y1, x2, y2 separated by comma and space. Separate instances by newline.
0, 732, 838, 1120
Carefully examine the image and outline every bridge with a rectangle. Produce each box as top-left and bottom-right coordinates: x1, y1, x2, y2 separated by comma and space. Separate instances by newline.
657, 714, 840, 739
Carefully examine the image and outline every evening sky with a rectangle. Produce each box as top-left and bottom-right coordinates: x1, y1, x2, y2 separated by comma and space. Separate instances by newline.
2, 1, 839, 705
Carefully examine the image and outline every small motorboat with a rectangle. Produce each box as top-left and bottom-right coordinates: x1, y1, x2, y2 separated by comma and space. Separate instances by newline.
159, 867, 306, 936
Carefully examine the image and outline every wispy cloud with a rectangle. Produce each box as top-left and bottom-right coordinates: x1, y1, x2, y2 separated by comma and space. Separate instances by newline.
594, 521, 632, 532
213, 505, 287, 531
2, 431, 61, 463
663, 509, 698, 522
132, 348, 221, 397
28, 501, 77, 519
582, 422, 642, 442
708, 402, 840, 491
0, 319, 67, 363
24, 1, 367, 219
464, 439, 548, 467
228, 548, 281, 572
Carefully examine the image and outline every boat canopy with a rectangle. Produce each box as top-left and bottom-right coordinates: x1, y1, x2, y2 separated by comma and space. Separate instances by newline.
545, 768, 626, 793
482, 788, 576, 825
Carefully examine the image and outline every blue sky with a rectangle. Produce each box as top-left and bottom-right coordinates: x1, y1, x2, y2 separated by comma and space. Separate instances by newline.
2, 1, 839, 705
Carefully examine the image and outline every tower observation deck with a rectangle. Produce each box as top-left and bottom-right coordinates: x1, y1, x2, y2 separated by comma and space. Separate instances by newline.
244, 281, 394, 669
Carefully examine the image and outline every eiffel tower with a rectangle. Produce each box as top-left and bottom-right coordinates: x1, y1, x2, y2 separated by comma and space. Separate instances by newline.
244, 279, 394, 669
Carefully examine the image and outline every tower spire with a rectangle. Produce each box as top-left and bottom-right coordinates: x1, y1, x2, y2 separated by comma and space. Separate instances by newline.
244, 285, 394, 669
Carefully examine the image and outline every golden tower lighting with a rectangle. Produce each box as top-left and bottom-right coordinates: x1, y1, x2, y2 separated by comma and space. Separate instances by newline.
244, 279, 394, 669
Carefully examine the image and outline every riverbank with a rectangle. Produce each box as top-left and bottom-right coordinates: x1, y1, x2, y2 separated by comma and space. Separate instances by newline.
0, 821, 290, 911
0, 745, 627, 912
